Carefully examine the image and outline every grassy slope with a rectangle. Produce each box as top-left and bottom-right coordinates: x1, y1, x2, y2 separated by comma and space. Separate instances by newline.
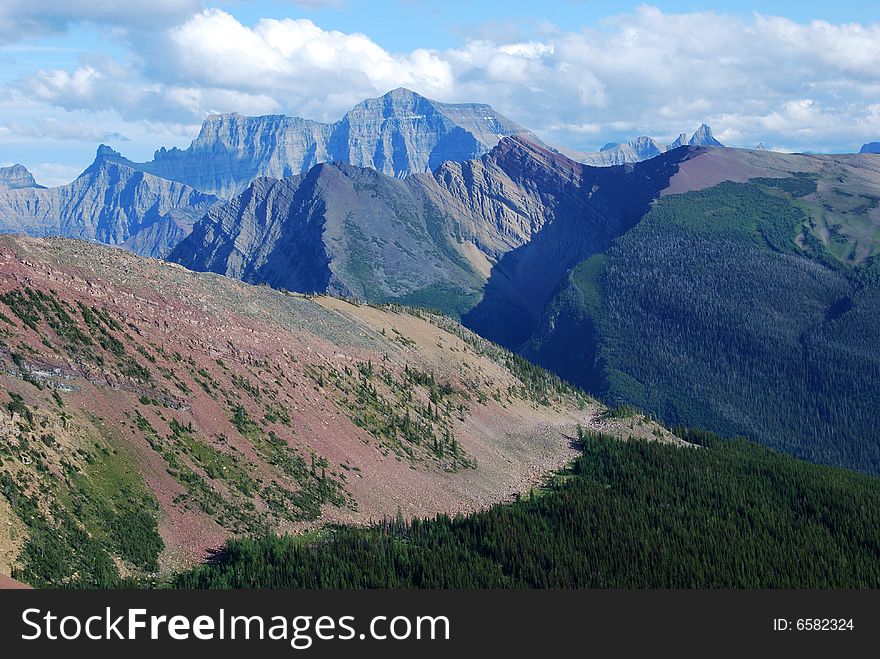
173, 430, 880, 589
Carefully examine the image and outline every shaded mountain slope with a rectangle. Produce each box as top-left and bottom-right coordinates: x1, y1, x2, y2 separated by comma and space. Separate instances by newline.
0, 235, 671, 586
526, 151, 880, 474
458, 141, 690, 347
170, 137, 696, 326
0, 147, 217, 258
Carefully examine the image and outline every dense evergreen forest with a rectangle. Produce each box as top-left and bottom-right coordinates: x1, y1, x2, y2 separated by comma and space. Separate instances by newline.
528, 178, 880, 474
172, 430, 880, 589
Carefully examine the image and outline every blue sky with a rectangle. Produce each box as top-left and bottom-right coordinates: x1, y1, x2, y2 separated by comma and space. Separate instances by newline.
223, 1, 880, 50
1, 1, 879, 185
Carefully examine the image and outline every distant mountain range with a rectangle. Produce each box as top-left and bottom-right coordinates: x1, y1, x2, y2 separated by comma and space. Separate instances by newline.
0, 91, 752, 265
563, 123, 724, 166
0, 147, 216, 257
861, 142, 880, 154
103, 88, 538, 198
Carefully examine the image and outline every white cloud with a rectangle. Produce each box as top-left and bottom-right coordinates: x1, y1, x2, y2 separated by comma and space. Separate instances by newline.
28, 162, 86, 187
154, 10, 454, 117
9, 5, 880, 156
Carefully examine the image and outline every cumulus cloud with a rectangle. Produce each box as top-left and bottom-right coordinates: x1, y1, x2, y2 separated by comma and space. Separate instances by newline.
19, 52, 284, 122
152, 10, 454, 119
11, 5, 880, 154
0, 0, 202, 43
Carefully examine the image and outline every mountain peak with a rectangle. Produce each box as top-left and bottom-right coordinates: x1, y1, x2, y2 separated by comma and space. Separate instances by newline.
82, 144, 132, 177
119, 90, 533, 196
95, 144, 124, 160
860, 142, 880, 154
670, 133, 688, 149
688, 124, 724, 147
0, 163, 42, 189
382, 87, 422, 99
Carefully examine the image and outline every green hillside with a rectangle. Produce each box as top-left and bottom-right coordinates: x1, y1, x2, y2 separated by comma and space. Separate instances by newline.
172, 430, 880, 589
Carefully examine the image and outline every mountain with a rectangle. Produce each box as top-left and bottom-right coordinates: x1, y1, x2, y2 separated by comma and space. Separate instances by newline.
0, 234, 664, 586
0, 147, 217, 257
0, 165, 42, 190
670, 133, 688, 149
456, 140, 688, 347
167, 164, 485, 314
112, 88, 537, 198
688, 123, 724, 146
169, 137, 691, 324
583, 136, 666, 166
525, 147, 880, 475
861, 142, 880, 154
570, 124, 724, 166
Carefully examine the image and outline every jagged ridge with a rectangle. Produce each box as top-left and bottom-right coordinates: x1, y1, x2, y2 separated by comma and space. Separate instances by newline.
570, 123, 724, 166
0, 147, 217, 258
113, 88, 538, 197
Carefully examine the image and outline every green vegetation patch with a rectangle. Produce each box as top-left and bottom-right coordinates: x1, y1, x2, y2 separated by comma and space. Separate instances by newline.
530, 179, 880, 474
0, 401, 163, 586
171, 431, 880, 588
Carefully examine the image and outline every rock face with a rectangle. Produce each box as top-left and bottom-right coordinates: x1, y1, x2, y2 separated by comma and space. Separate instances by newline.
120, 88, 536, 197
0, 164, 42, 190
170, 137, 692, 333
861, 142, 880, 154
168, 164, 485, 315
0, 147, 216, 257
688, 123, 724, 147
572, 125, 724, 166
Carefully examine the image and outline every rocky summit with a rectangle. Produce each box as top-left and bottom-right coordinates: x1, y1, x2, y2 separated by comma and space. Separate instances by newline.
688, 123, 724, 147
0, 165, 42, 191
